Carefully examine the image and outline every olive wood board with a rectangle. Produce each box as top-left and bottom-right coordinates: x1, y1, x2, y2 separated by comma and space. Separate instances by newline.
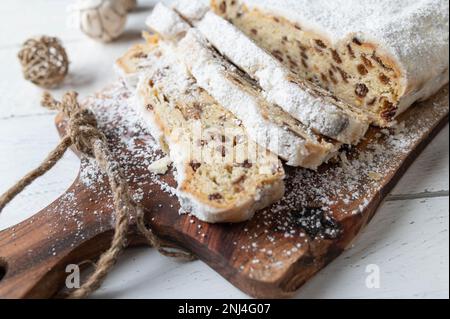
0, 83, 448, 299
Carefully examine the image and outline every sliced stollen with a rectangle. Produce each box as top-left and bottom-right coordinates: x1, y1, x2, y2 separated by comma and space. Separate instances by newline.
212, 0, 449, 126
174, 3, 369, 145
146, 4, 341, 169
172, 0, 209, 24
117, 38, 285, 223
178, 30, 341, 169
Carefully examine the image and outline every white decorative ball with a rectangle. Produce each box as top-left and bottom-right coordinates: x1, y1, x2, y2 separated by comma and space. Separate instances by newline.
76, 0, 127, 42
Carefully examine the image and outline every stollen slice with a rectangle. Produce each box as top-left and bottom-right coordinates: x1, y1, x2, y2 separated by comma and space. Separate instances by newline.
116, 38, 285, 223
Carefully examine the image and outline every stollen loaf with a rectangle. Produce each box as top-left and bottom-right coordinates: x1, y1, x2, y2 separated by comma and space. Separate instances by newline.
212, 0, 449, 126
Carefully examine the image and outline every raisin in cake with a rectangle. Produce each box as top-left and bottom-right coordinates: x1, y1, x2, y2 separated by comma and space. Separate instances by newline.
116, 38, 285, 223
212, 0, 449, 126
147, 3, 341, 168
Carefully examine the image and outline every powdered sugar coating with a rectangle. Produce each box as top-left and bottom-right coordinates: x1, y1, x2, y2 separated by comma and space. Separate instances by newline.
195, 11, 369, 144
145, 2, 189, 40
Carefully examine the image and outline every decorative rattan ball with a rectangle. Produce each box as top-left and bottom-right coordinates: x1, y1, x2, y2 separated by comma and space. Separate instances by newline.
18, 36, 69, 88
76, 0, 127, 42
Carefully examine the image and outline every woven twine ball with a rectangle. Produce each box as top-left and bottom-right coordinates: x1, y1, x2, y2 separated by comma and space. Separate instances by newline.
17, 36, 69, 88
77, 0, 127, 42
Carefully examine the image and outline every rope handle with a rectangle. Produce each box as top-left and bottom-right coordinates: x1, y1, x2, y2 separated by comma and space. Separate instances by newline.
0, 91, 195, 299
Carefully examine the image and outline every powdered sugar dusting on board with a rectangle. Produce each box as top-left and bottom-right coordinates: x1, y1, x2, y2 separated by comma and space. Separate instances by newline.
47, 81, 447, 274
45, 83, 178, 251
80, 83, 177, 198
225, 86, 448, 277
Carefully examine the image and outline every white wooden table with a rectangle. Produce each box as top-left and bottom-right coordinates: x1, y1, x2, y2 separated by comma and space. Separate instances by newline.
0, 0, 448, 299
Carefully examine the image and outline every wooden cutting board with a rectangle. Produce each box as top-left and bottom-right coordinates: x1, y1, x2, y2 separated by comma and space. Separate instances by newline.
0, 83, 448, 299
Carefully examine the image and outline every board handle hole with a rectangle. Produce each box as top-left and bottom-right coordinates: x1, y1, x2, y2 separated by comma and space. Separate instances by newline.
0, 258, 7, 282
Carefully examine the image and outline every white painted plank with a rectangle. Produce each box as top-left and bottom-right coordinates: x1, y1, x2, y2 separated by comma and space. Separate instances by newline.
90, 249, 250, 299
0, 115, 80, 230
391, 125, 449, 195
0, 2, 158, 118
0, 0, 83, 48
0, 41, 130, 117
295, 197, 449, 299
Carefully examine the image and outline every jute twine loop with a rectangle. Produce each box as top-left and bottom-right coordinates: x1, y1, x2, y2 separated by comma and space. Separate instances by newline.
18, 36, 69, 88
135, 207, 197, 261
0, 91, 195, 299
43, 91, 103, 156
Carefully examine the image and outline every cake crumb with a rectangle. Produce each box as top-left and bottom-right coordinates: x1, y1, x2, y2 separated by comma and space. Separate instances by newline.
148, 156, 172, 175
